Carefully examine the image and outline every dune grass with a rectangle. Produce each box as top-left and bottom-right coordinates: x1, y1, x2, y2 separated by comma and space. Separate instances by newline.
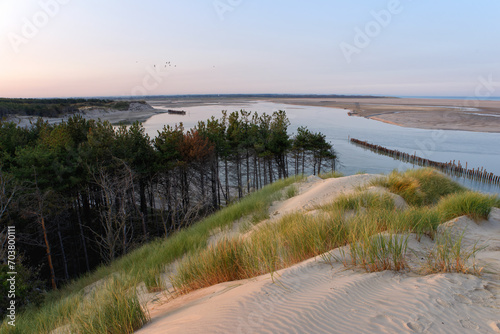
423, 230, 485, 275
71, 277, 149, 334
284, 184, 299, 199
318, 171, 344, 179
342, 230, 409, 272
371, 168, 465, 206
1, 176, 302, 333
173, 168, 498, 293
436, 191, 500, 221
172, 211, 349, 293
3, 169, 498, 332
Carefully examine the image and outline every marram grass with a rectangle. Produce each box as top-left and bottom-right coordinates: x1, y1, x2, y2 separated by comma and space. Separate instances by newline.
422, 229, 485, 275
1, 175, 301, 333
71, 277, 149, 334
3, 169, 499, 332
371, 168, 465, 206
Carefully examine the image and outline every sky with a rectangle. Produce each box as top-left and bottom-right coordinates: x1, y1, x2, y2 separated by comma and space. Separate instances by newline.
1, 0, 500, 98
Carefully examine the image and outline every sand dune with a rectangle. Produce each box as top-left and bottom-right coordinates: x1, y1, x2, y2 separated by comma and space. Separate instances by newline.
270, 174, 379, 220
136, 176, 500, 334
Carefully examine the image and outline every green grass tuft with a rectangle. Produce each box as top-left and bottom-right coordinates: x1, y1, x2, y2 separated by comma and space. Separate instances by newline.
318, 171, 344, 179
372, 168, 465, 206
284, 185, 299, 199
422, 229, 484, 275
436, 191, 500, 221
72, 277, 149, 334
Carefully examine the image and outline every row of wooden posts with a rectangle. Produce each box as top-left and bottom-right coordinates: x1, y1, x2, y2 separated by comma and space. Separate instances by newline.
350, 137, 500, 186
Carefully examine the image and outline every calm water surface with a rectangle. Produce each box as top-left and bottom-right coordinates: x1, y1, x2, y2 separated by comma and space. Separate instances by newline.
144, 101, 500, 194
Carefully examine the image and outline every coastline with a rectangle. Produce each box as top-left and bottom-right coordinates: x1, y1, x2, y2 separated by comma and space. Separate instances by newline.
260, 97, 500, 133
5, 96, 500, 133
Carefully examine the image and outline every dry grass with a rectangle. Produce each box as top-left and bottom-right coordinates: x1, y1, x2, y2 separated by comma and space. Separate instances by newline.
3, 169, 498, 332
422, 229, 485, 275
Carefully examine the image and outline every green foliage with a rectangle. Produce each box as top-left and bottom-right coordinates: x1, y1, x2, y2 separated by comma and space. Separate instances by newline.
0, 174, 298, 332
172, 212, 348, 293
342, 231, 409, 272
284, 185, 298, 199
322, 191, 395, 212
436, 191, 500, 221
318, 171, 343, 179
111, 101, 130, 111
71, 278, 149, 334
0, 262, 45, 319
291, 126, 337, 175
371, 168, 465, 206
0, 98, 115, 118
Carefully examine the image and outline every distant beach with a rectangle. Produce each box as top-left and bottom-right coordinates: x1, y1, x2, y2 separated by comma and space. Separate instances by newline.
261, 97, 500, 133
6, 96, 500, 134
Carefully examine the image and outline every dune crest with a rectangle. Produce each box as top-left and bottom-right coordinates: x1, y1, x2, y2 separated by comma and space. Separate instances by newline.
136, 177, 500, 334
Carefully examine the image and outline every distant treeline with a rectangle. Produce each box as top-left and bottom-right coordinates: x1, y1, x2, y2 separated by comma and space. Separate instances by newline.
0, 98, 132, 118
122, 93, 389, 100
0, 109, 336, 311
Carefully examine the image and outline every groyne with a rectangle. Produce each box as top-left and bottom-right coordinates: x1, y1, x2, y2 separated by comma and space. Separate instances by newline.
350, 138, 500, 186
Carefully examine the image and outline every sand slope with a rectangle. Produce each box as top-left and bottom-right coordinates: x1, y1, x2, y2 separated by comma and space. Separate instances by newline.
270, 174, 379, 219
138, 238, 500, 333
136, 177, 500, 334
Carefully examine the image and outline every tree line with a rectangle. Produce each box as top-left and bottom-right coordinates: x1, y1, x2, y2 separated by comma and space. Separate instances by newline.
0, 98, 133, 118
0, 109, 336, 312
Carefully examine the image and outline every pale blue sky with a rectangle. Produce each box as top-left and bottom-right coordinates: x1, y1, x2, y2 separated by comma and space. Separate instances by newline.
1, 0, 499, 98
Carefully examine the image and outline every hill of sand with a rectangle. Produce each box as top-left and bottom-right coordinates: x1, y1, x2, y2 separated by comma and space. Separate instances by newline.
136, 175, 500, 334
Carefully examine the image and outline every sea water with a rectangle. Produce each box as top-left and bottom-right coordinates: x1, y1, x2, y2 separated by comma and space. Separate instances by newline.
143, 101, 500, 194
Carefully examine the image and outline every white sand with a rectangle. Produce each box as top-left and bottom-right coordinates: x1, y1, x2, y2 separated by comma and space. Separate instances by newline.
136, 176, 500, 334
270, 174, 379, 219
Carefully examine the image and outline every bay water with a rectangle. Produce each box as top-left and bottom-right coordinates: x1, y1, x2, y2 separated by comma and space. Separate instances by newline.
143, 101, 500, 194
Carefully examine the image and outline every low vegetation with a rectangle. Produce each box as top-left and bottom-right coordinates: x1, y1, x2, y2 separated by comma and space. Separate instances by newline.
1, 175, 300, 333
318, 171, 344, 179
0, 109, 337, 304
371, 168, 465, 206
2, 168, 498, 333
0, 97, 135, 118
173, 168, 498, 293
423, 230, 484, 275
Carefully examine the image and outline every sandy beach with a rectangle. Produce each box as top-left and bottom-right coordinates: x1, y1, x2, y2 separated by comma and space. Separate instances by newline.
5, 97, 500, 133
136, 175, 500, 334
262, 97, 500, 133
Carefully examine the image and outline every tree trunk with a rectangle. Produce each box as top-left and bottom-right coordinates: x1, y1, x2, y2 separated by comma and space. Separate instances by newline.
57, 223, 69, 281
224, 159, 229, 203
211, 159, 218, 209
246, 150, 250, 194
268, 159, 273, 184
76, 197, 90, 272
139, 179, 148, 237
302, 151, 305, 175
41, 217, 57, 290
236, 155, 242, 199
263, 157, 268, 186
